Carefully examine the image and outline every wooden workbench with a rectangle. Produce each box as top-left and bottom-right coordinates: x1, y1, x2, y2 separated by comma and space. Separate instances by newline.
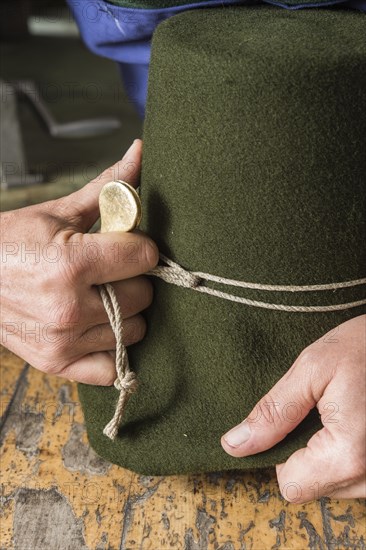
1, 346, 365, 549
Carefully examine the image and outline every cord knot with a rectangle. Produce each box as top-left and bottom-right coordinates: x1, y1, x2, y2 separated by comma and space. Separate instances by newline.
149, 265, 202, 289
114, 370, 138, 393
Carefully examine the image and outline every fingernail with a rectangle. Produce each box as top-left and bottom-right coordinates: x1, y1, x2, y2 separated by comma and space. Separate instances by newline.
223, 420, 251, 448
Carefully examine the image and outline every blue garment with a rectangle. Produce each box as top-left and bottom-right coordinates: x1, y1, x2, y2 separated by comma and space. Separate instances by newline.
67, 0, 366, 118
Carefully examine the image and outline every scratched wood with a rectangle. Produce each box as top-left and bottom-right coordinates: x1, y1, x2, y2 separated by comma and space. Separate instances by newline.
0, 348, 25, 416
1, 346, 365, 550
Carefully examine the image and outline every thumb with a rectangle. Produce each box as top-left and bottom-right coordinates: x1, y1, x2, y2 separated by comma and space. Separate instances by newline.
274, 432, 341, 503
61, 139, 143, 232
221, 351, 332, 458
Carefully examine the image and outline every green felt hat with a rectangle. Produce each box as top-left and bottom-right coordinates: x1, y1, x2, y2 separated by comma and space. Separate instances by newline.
79, 6, 366, 475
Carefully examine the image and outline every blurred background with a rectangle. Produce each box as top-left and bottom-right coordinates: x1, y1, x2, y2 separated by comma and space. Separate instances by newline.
0, 0, 142, 211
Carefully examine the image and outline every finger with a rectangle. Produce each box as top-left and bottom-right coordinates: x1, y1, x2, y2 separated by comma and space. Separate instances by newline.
58, 312, 147, 385
221, 350, 333, 458
61, 139, 143, 231
67, 229, 159, 285
328, 478, 366, 499
113, 275, 154, 318
275, 427, 364, 503
57, 351, 117, 385
79, 314, 147, 352
84, 276, 154, 325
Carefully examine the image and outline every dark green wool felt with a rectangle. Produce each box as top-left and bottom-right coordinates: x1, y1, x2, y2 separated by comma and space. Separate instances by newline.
79, 7, 366, 475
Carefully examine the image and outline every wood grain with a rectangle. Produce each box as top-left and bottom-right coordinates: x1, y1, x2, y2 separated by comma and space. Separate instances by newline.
1, 346, 365, 550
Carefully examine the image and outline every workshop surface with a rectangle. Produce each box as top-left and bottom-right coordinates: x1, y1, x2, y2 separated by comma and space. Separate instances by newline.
1, 12, 366, 550
0, 346, 365, 549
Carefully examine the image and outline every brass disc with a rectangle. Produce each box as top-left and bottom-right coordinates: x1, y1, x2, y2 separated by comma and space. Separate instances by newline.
99, 180, 142, 233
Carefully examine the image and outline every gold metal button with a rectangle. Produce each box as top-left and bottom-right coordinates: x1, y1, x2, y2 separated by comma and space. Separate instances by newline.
99, 180, 142, 233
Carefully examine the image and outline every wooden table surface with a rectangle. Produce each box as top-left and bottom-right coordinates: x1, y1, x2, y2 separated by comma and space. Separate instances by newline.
1, 346, 365, 550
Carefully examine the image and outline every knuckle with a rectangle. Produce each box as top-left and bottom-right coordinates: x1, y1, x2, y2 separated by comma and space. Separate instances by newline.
96, 165, 115, 185
55, 233, 91, 284
35, 348, 64, 375
23, 321, 74, 374
59, 256, 86, 285
294, 347, 321, 390
48, 298, 82, 326
251, 391, 283, 430
35, 356, 52, 373
48, 333, 73, 358
49, 197, 71, 221
296, 346, 318, 370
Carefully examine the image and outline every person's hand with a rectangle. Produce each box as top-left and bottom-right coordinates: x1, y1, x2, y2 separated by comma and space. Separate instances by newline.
221, 314, 366, 503
0, 139, 159, 385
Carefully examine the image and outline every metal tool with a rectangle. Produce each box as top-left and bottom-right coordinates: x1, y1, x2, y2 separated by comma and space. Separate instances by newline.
99, 180, 142, 233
